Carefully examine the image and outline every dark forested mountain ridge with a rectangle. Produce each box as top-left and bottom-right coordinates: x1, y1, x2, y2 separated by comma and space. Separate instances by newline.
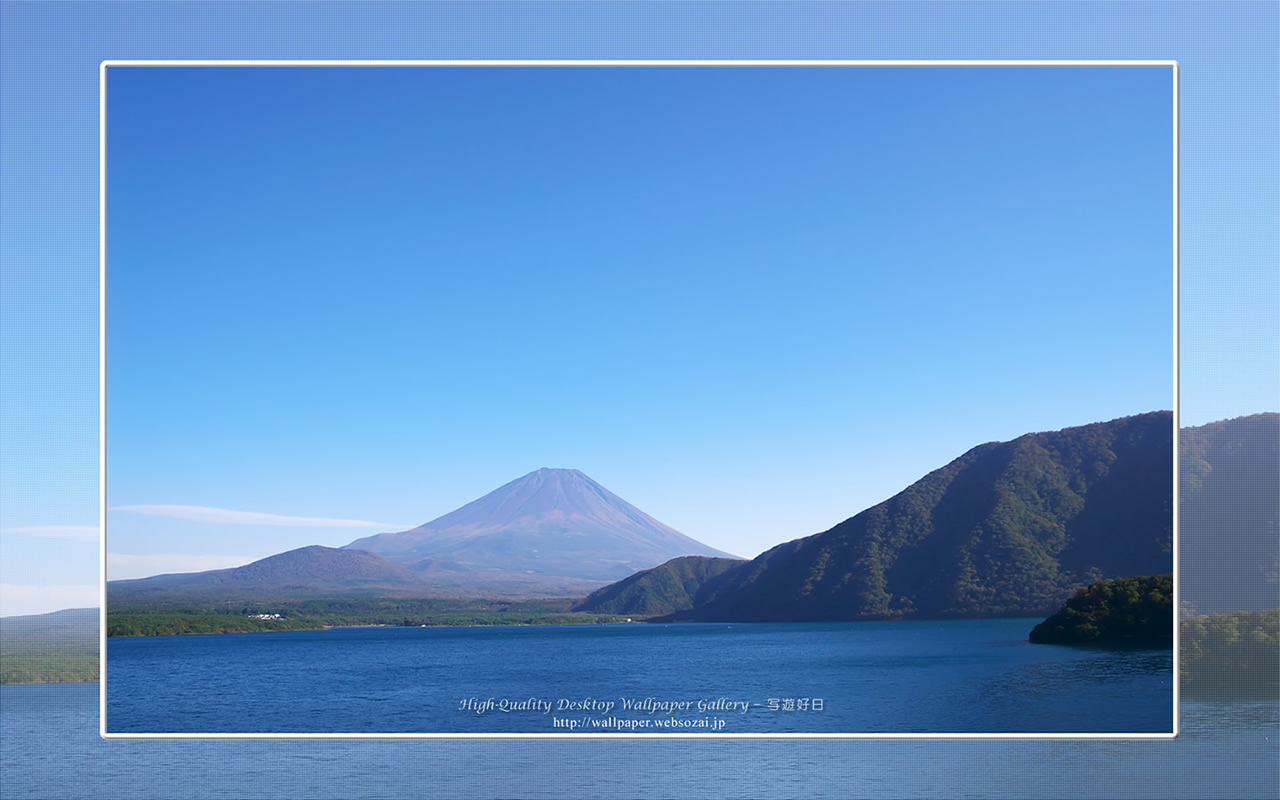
1179, 412, 1280, 615
689, 412, 1173, 622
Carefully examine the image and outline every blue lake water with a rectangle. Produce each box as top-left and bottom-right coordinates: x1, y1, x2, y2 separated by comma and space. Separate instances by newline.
3, 684, 1276, 799
105, 619, 1172, 734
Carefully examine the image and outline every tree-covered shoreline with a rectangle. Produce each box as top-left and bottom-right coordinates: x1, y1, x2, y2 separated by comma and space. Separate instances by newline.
4, 603, 1277, 695
1181, 608, 1279, 699
104, 596, 636, 638
1029, 574, 1174, 645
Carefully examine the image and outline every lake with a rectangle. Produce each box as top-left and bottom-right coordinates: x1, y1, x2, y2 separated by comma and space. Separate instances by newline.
3, 684, 1276, 799
105, 619, 1172, 734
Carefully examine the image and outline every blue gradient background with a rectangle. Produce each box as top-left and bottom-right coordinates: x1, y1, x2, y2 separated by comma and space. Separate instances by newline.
1, 2, 1276, 798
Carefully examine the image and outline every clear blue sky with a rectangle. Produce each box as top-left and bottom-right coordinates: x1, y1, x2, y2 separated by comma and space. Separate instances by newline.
3, 1, 1276, 619
99, 64, 1174, 574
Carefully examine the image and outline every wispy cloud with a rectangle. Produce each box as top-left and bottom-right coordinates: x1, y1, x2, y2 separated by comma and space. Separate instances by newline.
107, 552, 256, 581
0, 584, 100, 618
110, 505, 409, 530
1, 525, 100, 543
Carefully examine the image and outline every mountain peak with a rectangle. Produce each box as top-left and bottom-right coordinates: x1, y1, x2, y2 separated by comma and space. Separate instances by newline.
344, 468, 736, 586
525, 467, 589, 485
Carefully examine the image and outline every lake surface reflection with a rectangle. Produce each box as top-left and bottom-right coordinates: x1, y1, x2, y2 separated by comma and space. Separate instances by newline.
105, 619, 1172, 734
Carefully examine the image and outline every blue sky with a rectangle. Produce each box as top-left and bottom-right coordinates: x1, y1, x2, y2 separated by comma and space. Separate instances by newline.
95, 64, 1175, 577
0, 2, 1275, 618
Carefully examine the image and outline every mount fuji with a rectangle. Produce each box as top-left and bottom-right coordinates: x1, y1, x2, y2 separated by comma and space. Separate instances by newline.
343, 468, 737, 594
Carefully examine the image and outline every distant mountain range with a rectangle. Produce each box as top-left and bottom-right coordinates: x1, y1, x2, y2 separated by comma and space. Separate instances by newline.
110, 468, 735, 601
106, 412, 1278, 622
580, 412, 1178, 621
108, 546, 433, 604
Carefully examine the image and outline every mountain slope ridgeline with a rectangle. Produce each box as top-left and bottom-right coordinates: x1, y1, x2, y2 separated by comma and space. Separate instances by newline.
680, 412, 1174, 621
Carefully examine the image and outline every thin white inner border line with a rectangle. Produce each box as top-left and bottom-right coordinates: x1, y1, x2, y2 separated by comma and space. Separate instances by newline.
97, 59, 1177, 737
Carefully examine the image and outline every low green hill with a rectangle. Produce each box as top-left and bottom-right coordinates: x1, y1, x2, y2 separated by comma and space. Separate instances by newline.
572, 556, 747, 616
